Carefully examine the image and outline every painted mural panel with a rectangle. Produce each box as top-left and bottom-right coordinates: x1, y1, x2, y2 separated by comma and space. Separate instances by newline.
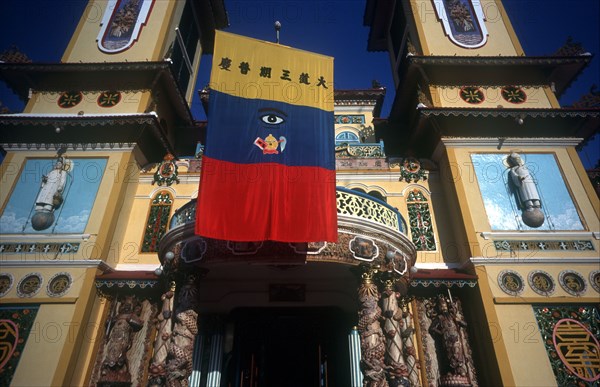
433, 0, 488, 48
471, 153, 584, 231
0, 157, 107, 234
97, 0, 155, 53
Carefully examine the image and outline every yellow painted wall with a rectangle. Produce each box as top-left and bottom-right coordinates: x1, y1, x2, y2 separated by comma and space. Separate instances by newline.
5, 267, 99, 387
62, 0, 180, 63
493, 304, 557, 387
411, 0, 524, 56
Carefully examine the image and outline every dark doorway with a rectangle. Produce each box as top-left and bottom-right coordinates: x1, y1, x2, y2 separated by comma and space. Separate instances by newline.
224, 307, 352, 387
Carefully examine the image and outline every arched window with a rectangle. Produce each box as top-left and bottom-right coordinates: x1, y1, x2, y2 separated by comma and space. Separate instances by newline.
368, 190, 386, 203
335, 131, 360, 145
406, 189, 436, 251
141, 191, 173, 253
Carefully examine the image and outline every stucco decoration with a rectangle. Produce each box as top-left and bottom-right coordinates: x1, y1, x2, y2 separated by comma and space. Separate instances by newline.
497, 270, 525, 296
432, 0, 488, 48
558, 270, 587, 296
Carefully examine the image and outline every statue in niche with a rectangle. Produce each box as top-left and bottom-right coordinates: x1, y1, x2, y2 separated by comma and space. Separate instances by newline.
166, 274, 199, 387
148, 284, 175, 386
507, 152, 545, 228
100, 295, 144, 384
428, 295, 470, 387
31, 155, 71, 231
380, 286, 410, 387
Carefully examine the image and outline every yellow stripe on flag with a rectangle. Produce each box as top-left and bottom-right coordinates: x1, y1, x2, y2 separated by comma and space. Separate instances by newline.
209, 31, 334, 112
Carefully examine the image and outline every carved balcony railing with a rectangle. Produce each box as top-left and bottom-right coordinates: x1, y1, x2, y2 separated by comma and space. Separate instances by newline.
169, 187, 406, 234
335, 187, 405, 233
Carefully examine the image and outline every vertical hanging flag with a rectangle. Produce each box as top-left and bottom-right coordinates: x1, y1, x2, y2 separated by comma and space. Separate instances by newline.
196, 31, 337, 243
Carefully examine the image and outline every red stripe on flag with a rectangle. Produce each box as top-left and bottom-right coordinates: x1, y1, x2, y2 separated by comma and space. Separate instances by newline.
196, 157, 338, 243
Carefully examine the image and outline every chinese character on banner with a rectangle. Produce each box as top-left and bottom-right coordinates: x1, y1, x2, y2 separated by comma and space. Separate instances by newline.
196, 31, 336, 243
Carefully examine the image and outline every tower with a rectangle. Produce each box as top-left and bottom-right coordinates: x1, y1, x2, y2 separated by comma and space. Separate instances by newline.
365, 0, 600, 385
0, 1, 226, 385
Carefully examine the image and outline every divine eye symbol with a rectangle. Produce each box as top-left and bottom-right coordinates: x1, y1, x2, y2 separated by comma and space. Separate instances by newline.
260, 113, 285, 125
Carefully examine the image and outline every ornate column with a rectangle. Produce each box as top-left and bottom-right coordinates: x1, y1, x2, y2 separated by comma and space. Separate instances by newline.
148, 282, 175, 386
357, 266, 389, 387
148, 243, 206, 387
400, 301, 420, 387
380, 276, 409, 386
165, 272, 200, 387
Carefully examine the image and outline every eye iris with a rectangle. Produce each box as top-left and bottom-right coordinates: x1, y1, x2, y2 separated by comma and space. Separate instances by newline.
261, 114, 284, 125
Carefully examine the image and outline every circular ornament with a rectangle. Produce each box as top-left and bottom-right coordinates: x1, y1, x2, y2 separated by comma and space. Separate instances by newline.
501, 86, 527, 104
498, 269, 524, 296
17, 273, 43, 298
558, 270, 587, 296
57, 91, 83, 108
153, 154, 179, 186
459, 86, 485, 104
0, 273, 14, 297
47, 272, 73, 297
528, 270, 555, 296
97, 91, 122, 107
590, 270, 600, 293
552, 318, 600, 383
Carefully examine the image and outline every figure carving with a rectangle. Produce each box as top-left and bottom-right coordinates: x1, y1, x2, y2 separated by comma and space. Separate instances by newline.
149, 284, 175, 386
381, 286, 410, 386
400, 302, 420, 386
357, 273, 389, 387
507, 152, 545, 227
31, 155, 70, 231
428, 295, 470, 387
165, 274, 199, 387
100, 295, 144, 384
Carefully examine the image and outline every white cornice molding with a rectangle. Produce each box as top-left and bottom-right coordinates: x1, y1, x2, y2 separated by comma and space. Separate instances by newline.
0, 259, 110, 270
0, 112, 159, 119
1, 143, 136, 152
440, 137, 583, 148
114, 263, 159, 271
471, 257, 600, 265
414, 262, 464, 269
480, 231, 600, 240
0, 234, 92, 241
336, 172, 401, 181
334, 105, 375, 114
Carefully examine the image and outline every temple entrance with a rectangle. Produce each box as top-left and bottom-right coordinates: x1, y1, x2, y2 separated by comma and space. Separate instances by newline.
224, 307, 353, 387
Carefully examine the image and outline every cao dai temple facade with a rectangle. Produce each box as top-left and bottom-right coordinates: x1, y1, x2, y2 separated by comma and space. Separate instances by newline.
0, 0, 598, 386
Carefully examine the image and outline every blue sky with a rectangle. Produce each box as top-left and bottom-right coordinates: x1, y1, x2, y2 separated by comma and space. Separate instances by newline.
0, 0, 598, 166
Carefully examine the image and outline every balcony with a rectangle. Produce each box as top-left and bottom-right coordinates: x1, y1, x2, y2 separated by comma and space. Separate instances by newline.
159, 187, 415, 274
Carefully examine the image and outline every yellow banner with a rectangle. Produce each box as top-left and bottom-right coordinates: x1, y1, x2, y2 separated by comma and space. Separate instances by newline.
210, 31, 334, 111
